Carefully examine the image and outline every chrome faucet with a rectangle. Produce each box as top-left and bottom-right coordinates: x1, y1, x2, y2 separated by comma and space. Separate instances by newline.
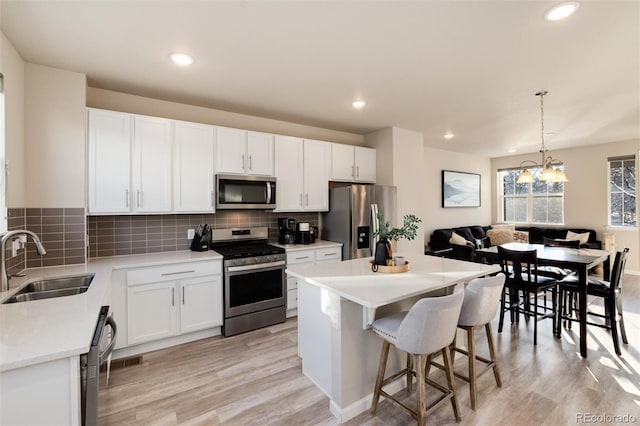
1, 230, 47, 292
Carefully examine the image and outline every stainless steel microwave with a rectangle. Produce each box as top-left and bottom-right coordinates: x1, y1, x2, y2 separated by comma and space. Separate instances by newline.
216, 174, 277, 209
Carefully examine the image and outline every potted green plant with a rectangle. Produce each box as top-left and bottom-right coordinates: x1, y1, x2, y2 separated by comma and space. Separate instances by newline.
373, 213, 422, 258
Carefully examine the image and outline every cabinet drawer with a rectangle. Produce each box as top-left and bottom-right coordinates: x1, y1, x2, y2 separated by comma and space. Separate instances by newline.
315, 247, 342, 262
286, 250, 316, 265
127, 261, 222, 286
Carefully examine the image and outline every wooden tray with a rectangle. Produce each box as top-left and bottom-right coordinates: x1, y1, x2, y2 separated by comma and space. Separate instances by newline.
369, 259, 410, 273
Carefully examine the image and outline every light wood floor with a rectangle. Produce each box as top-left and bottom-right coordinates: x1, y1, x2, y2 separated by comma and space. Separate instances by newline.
99, 275, 640, 425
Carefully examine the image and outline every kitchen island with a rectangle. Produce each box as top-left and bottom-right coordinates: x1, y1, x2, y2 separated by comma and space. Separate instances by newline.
286, 255, 500, 423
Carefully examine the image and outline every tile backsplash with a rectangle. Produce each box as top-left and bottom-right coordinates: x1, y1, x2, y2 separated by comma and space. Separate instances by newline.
87, 211, 319, 258
6, 207, 87, 273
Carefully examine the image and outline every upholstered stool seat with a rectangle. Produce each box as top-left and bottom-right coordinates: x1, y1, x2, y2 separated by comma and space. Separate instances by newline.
370, 291, 464, 426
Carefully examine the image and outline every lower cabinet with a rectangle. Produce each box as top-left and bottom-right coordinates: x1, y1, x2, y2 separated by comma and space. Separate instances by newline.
126, 261, 222, 346
285, 245, 342, 317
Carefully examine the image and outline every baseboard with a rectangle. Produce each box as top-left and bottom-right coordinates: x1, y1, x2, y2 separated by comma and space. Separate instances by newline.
329, 380, 406, 423
112, 327, 221, 360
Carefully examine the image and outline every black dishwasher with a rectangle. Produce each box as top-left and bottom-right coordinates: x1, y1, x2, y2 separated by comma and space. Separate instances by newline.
81, 305, 117, 426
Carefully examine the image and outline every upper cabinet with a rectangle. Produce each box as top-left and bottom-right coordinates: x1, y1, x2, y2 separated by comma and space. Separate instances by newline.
215, 127, 274, 176
132, 115, 173, 213
274, 136, 330, 212
330, 145, 376, 183
173, 120, 215, 212
87, 108, 132, 213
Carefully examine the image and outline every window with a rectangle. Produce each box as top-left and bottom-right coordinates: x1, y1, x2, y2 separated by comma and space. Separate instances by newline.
0, 73, 5, 233
608, 155, 636, 227
498, 166, 564, 224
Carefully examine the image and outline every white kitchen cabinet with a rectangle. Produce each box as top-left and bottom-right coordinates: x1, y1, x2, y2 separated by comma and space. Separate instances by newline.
126, 260, 223, 346
127, 281, 178, 345
216, 127, 274, 176
284, 244, 342, 317
87, 108, 132, 213
331, 144, 376, 183
274, 136, 331, 212
173, 120, 215, 212
132, 114, 173, 212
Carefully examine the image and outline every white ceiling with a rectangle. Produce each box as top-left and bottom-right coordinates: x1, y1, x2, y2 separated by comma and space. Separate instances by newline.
1, 1, 639, 158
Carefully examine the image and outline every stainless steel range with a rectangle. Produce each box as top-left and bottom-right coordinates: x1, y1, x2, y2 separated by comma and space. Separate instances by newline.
211, 227, 286, 337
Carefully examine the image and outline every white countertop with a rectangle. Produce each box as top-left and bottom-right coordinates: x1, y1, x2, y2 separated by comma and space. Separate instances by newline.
286, 255, 501, 309
0, 250, 223, 373
271, 239, 342, 252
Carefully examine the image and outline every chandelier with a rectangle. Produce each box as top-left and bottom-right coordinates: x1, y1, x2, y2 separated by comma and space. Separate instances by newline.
516, 91, 568, 183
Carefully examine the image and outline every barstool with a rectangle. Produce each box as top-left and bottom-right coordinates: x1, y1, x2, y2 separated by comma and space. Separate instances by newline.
370, 291, 464, 426
441, 274, 505, 410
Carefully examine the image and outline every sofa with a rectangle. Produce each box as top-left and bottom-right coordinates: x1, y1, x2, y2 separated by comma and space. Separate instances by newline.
427, 225, 601, 262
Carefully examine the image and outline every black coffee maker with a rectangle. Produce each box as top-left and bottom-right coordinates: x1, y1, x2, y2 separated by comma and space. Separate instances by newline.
278, 218, 297, 245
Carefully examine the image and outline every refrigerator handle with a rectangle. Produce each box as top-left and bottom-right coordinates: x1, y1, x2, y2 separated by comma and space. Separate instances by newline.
371, 203, 379, 257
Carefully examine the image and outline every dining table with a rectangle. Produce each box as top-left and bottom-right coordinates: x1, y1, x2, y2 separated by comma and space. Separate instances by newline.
476, 242, 611, 358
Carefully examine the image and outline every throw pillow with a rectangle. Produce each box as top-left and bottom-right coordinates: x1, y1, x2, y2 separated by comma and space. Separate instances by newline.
513, 230, 529, 243
486, 228, 515, 246
491, 223, 516, 232
449, 231, 472, 247
566, 230, 590, 245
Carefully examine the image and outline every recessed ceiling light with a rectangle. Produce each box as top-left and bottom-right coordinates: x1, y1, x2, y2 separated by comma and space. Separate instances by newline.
352, 100, 366, 109
169, 52, 195, 65
508, 148, 517, 153
443, 132, 454, 140
544, 2, 580, 21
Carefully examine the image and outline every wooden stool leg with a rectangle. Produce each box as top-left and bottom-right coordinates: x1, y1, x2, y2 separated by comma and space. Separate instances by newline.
442, 347, 461, 421
406, 353, 413, 392
485, 323, 502, 387
415, 354, 427, 426
467, 326, 477, 410
371, 340, 390, 414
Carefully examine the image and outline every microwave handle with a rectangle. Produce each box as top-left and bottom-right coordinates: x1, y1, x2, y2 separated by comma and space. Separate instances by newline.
266, 181, 272, 203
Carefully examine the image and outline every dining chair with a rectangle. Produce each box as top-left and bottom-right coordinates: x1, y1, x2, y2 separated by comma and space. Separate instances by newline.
371, 291, 464, 426
429, 274, 505, 410
557, 248, 629, 356
497, 246, 559, 345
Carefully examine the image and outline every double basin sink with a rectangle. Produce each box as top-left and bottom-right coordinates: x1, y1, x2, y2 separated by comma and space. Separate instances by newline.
2, 273, 95, 304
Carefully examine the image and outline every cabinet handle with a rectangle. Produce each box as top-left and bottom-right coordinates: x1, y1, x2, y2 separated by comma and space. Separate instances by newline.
306, 193, 309, 206
136, 190, 141, 208
324, 252, 337, 256
125, 190, 129, 208
172, 288, 175, 307
211, 191, 215, 208
300, 193, 303, 207
242, 154, 245, 170
249, 155, 252, 170
161, 270, 196, 276
352, 165, 355, 178
296, 256, 310, 260
182, 286, 185, 305
356, 166, 359, 178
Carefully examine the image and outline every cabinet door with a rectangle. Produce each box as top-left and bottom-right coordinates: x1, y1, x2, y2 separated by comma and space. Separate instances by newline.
303, 140, 330, 211
127, 282, 178, 345
274, 135, 304, 211
216, 127, 247, 174
355, 146, 376, 182
180, 275, 223, 334
173, 121, 215, 212
330, 143, 355, 181
87, 109, 132, 213
132, 115, 173, 212
246, 131, 274, 176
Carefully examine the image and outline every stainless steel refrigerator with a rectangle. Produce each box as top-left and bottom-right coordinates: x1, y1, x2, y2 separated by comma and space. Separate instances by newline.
322, 185, 397, 260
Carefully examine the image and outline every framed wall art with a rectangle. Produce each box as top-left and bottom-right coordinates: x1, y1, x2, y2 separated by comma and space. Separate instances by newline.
442, 170, 481, 208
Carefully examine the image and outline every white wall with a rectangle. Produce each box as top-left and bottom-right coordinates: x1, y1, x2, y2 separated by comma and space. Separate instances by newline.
24, 64, 86, 207
0, 32, 25, 207
422, 147, 493, 248
87, 88, 363, 146
364, 127, 393, 186
491, 138, 640, 272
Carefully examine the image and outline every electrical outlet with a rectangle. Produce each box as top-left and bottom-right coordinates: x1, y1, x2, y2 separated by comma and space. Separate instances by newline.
187, 229, 195, 240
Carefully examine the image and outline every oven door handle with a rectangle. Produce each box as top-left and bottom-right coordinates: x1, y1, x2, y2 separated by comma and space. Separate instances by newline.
227, 260, 285, 273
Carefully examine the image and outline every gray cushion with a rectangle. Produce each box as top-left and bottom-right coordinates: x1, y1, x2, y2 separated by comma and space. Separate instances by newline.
458, 274, 505, 327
